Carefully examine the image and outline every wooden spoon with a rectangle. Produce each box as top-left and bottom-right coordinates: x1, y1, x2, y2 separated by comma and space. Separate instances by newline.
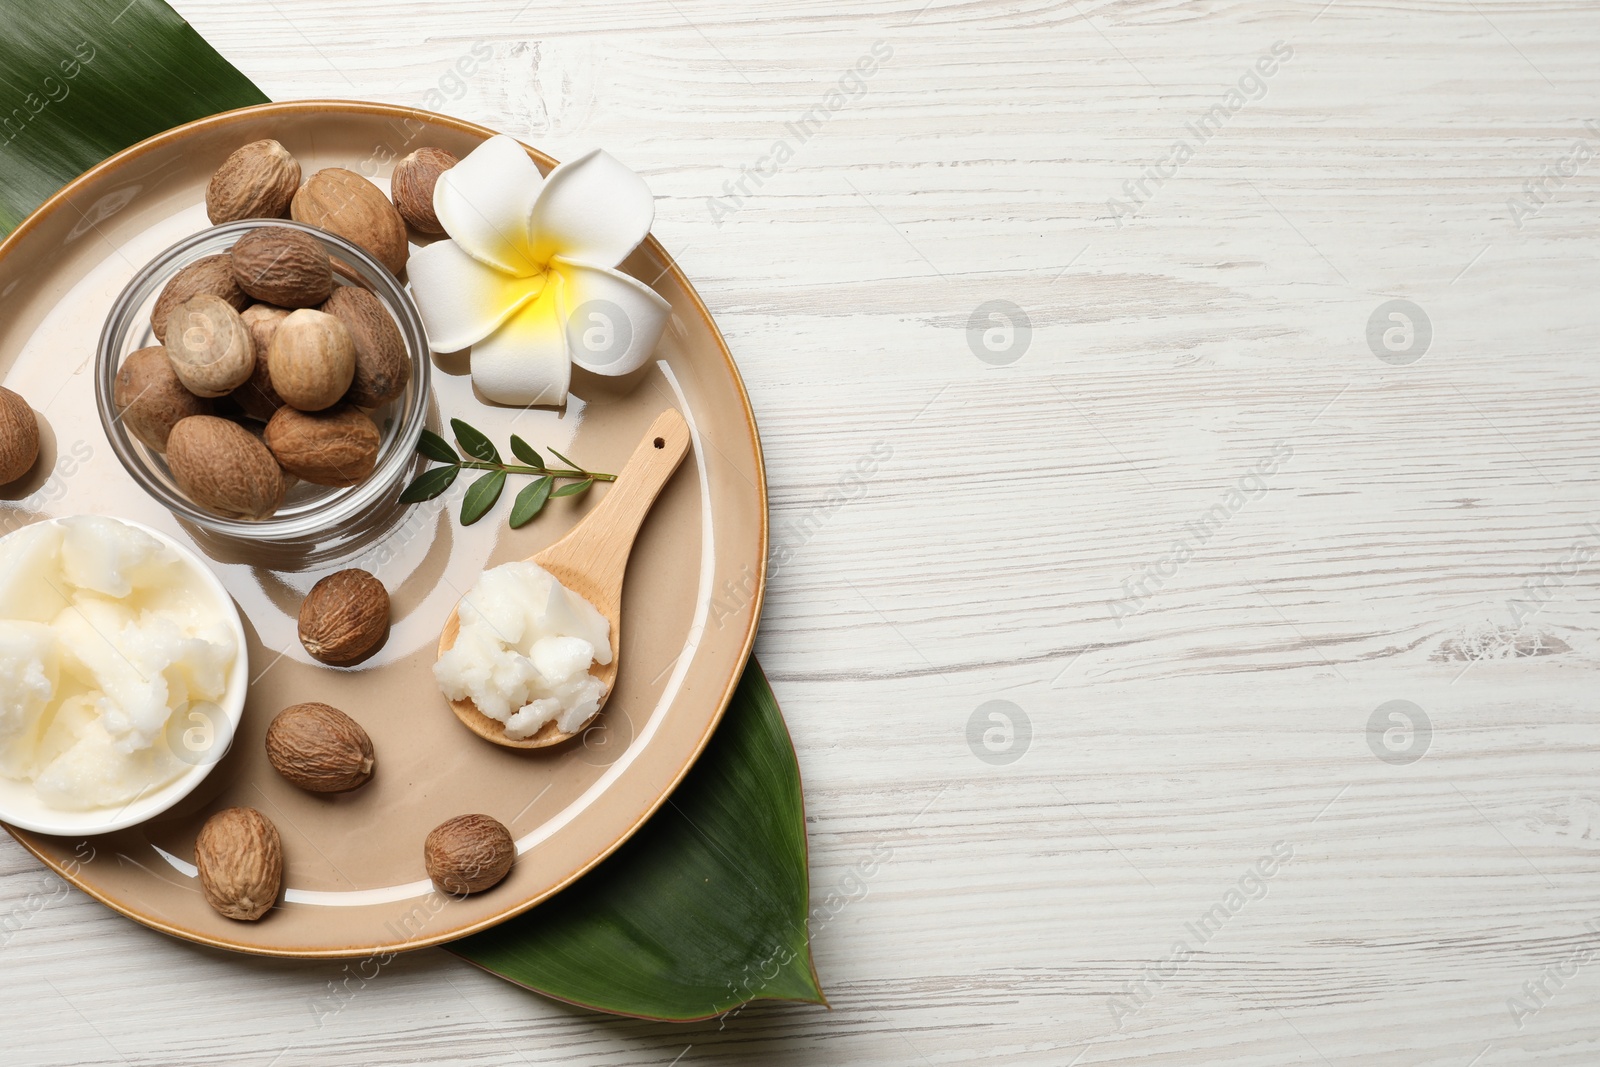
437, 407, 692, 749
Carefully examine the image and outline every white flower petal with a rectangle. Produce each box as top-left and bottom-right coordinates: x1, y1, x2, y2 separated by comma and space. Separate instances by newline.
528, 149, 655, 269
550, 258, 670, 376
433, 134, 544, 276
408, 239, 545, 352
469, 284, 572, 407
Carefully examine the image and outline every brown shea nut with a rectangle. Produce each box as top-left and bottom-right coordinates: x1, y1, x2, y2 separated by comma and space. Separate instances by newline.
0, 387, 40, 485
425, 814, 515, 896
298, 568, 389, 665
264, 404, 380, 487
232, 305, 289, 420
194, 807, 283, 921
320, 287, 410, 407
266, 703, 375, 793
226, 417, 301, 493
268, 309, 355, 412
206, 139, 301, 224
166, 415, 286, 520
150, 255, 250, 342
113, 346, 212, 451
290, 168, 409, 275
230, 226, 334, 308
164, 294, 255, 397
391, 147, 457, 234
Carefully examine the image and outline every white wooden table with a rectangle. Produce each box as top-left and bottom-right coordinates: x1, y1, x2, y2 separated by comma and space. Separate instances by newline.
7, 1, 1600, 1063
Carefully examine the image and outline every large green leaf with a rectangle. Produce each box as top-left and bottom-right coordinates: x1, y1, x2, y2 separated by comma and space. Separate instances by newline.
3, 0, 816, 1022
0, 0, 267, 234
449, 662, 823, 1020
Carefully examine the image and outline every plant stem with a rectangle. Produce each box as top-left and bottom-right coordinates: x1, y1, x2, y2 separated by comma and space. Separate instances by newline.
455, 460, 617, 482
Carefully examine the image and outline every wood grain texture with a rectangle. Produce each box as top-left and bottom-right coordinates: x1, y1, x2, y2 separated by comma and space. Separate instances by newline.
7, 0, 1600, 1063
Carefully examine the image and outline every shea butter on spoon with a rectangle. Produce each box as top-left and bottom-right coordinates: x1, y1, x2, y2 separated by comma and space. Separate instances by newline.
436, 408, 691, 748
435, 562, 613, 741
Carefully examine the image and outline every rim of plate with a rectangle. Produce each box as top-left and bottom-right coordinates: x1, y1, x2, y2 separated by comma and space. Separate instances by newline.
0, 99, 769, 958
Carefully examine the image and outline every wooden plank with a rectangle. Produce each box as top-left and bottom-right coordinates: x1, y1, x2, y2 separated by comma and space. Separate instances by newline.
7, 0, 1600, 1062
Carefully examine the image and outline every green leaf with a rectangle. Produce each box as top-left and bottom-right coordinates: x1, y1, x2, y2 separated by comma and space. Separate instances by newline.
460, 470, 507, 525
509, 435, 544, 469
451, 418, 500, 464
551, 477, 593, 498
450, 661, 823, 1020
417, 429, 459, 464
548, 446, 580, 470
398, 465, 459, 503
0, 0, 267, 235
508, 476, 553, 528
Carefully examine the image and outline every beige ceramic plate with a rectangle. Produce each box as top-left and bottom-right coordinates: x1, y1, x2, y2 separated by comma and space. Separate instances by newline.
0, 101, 766, 958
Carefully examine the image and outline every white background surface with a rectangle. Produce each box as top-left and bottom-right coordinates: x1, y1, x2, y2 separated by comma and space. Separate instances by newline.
7, 1, 1600, 1063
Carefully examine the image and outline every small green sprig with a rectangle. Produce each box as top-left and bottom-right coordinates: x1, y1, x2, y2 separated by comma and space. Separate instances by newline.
400, 418, 616, 528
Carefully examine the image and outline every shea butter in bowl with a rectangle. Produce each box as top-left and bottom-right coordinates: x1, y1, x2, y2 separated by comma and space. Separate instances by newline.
0, 516, 248, 836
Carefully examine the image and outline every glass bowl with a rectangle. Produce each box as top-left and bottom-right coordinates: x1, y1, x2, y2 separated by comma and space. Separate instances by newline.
95, 220, 429, 542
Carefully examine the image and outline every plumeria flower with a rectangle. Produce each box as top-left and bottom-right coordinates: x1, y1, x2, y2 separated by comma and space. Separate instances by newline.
407, 135, 670, 407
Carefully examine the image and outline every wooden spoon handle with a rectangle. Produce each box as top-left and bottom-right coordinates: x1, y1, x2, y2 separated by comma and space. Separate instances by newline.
535, 408, 691, 604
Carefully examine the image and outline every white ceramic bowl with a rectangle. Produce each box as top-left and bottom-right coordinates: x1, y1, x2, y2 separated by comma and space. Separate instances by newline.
0, 517, 248, 836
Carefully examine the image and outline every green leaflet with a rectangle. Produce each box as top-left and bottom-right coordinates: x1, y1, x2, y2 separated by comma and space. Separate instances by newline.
509, 434, 544, 469
4, 0, 816, 1021
459, 469, 506, 525
451, 417, 501, 463
417, 428, 460, 464
551, 476, 594, 498
399, 463, 460, 503
450, 663, 824, 1020
0, 0, 266, 235
509, 475, 553, 528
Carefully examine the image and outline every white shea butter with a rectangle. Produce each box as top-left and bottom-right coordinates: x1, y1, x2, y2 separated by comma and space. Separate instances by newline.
0, 517, 238, 810
434, 562, 612, 740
